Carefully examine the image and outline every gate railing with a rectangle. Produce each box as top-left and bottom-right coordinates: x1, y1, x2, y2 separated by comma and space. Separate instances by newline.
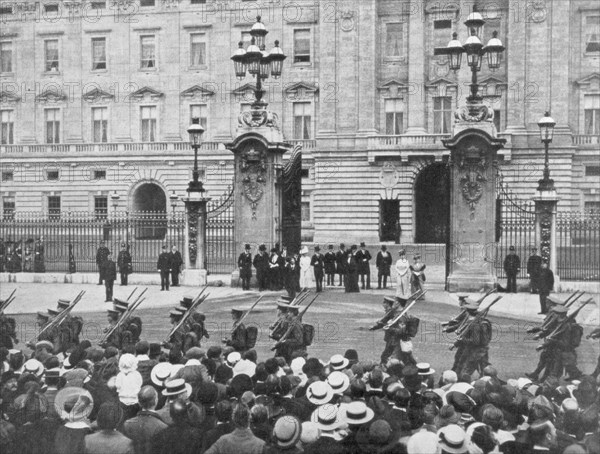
206, 184, 235, 275
0, 211, 185, 274
557, 211, 600, 281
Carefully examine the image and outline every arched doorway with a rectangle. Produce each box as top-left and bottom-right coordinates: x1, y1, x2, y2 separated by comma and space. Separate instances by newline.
415, 164, 450, 243
132, 183, 167, 239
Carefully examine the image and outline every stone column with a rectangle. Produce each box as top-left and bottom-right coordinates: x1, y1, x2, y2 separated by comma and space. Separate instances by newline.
182, 194, 210, 286
534, 191, 559, 280
405, 1, 426, 134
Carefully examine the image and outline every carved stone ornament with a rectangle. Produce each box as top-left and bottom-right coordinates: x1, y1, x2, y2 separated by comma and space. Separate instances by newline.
240, 145, 268, 220
340, 10, 356, 32
187, 204, 200, 264
455, 102, 494, 122
539, 203, 553, 264
457, 145, 488, 219
379, 162, 399, 189
238, 107, 280, 130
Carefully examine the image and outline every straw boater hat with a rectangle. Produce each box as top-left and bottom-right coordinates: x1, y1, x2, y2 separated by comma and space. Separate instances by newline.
23, 359, 45, 377
273, 415, 303, 449
328, 354, 349, 371
311, 404, 344, 431
327, 371, 350, 395
226, 352, 242, 367
35, 340, 54, 351
417, 363, 435, 376
150, 363, 173, 387
169, 309, 183, 318
55, 387, 94, 422
437, 424, 468, 454
162, 378, 192, 397
342, 401, 374, 426
306, 381, 334, 406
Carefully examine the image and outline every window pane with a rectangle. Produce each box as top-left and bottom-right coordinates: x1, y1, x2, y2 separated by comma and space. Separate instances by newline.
0, 42, 12, 72
190, 34, 206, 66
92, 38, 106, 70
45, 40, 59, 71
395, 113, 403, 135
1, 110, 14, 144
141, 36, 156, 68
386, 23, 402, 57
586, 16, 600, 52
294, 30, 310, 62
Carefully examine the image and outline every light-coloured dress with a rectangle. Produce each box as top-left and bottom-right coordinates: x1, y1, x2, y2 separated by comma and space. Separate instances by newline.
395, 258, 411, 299
299, 255, 312, 289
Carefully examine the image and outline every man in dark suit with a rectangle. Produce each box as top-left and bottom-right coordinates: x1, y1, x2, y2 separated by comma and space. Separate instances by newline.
201, 401, 234, 453
538, 260, 555, 314
96, 241, 110, 285
170, 245, 183, 287
527, 247, 543, 294
253, 244, 269, 291
237, 244, 253, 291
117, 243, 132, 286
123, 386, 168, 454
345, 245, 360, 293
335, 243, 347, 287
310, 245, 325, 292
324, 244, 337, 286
376, 245, 393, 289
355, 242, 372, 290
503, 245, 521, 293
157, 245, 172, 291
268, 247, 283, 291
103, 252, 117, 302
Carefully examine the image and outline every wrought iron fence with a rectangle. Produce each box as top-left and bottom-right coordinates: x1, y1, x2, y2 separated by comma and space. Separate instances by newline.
0, 211, 185, 274
557, 211, 600, 281
206, 186, 236, 275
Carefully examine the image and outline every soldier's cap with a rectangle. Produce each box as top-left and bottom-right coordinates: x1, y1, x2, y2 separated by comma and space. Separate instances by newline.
36, 340, 54, 351
113, 297, 127, 306
36, 311, 50, 319
114, 301, 129, 313
328, 244, 333, 249
57, 299, 70, 309
169, 309, 183, 318
107, 309, 120, 317
509, 245, 515, 251
463, 300, 480, 310
231, 307, 245, 315
546, 295, 564, 306
457, 294, 470, 300
180, 296, 194, 308
551, 305, 568, 314
175, 306, 187, 314
383, 296, 395, 305
47, 308, 60, 317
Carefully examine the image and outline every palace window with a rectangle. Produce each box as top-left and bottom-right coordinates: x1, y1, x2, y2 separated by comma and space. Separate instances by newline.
190, 104, 207, 130
294, 29, 310, 63
94, 196, 108, 219
301, 202, 311, 222
44, 39, 59, 72
385, 23, 403, 58
433, 20, 452, 49
140, 106, 157, 142
46, 170, 59, 181
0, 4, 13, 15
190, 0, 206, 4
92, 107, 108, 143
1, 110, 14, 144
433, 96, 452, 134
93, 169, 107, 180
493, 109, 502, 132
140, 35, 156, 69
91, 0, 106, 9
385, 98, 404, 135
44, 3, 59, 13
3, 196, 15, 220
45, 108, 60, 144
0, 41, 12, 73
585, 15, 600, 53
584, 201, 600, 213
92, 37, 107, 70
585, 166, 600, 177
48, 196, 61, 220
2, 171, 13, 181
190, 33, 206, 67
584, 94, 600, 135
293, 102, 312, 140
140, 0, 155, 7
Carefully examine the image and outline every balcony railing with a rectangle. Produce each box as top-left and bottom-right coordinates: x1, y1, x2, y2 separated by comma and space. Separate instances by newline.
0, 141, 225, 155
573, 135, 600, 146
367, 134, 450, 150
292, 139, 317, 151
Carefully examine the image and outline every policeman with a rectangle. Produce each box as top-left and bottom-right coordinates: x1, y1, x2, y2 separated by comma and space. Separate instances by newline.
452, 299, 492, 378
223, 307, 248, 353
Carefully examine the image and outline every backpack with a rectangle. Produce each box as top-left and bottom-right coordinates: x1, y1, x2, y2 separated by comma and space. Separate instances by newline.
302, 324, 315, 346
245, 326, 258, 349
477, 320, 493, 347
406, 316, 420, 338
570, 323, 584, 348
126, 316, 143, 342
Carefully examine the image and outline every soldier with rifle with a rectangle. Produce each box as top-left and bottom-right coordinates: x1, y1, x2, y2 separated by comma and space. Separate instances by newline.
163, 309, 186, 352
103, 308, 124, 349
56, 299, 83, 352
586, 327, 600, 378
163, 290, 209, 354
0, 290, 18, 349
369, 296, 402, 365
271, 302, 306, 364
223, 296, 262, 354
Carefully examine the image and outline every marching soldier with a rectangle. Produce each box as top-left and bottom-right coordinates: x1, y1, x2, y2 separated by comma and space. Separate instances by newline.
163, 309, 185, 352
443, 295, 474, 372
55, 299, 83, 353
376, 245, 392, 290
103, 308, 123, 349
545, 306, 583, 380
335, 244, 347, 287
356, 242, 372, 290
452, 300, 493, 378
253, 244, 270, 292
324, 244, 337, 287
586, 328, 600, 378
310, 245, 324, 292
238, 244, 253, 291
270, 301, 304, 364
369, 296, 401, 365
29, 311, 59, 352
117, 243, 132, 286
526, 296, 565, 381
223, 308, 248, 353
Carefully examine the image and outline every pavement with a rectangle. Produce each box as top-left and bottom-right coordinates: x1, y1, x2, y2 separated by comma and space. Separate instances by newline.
1, 280, 598, 327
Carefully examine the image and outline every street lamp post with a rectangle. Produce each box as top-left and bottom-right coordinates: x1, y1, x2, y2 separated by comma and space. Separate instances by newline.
537, 112, 556, 192
169, 191, 179, 214
186, 118, 205, 194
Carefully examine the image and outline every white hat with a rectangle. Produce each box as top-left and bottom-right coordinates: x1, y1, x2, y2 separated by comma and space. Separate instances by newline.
311, 404, 344, 431
437, 424, 468, 454
341, 401, 374, 426
23, 358, 45, 377
306, 381, 334, 406
233, 359, 256, 378
516, 377, 533, 390
118, 353, 138, 373
227, 352, 242, 367
407, 431, 439, 454
300, 421, 321, 445
416, 362, 435, 376
150, 362, 173, 387
327, 371, 350, 395
300, 246, 309, 255
162, 378, 192, 397
328, 354, 349, 371
448, 382, 473, 394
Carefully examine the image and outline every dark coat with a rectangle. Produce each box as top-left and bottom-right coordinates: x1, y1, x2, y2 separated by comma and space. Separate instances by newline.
157, 252, 172, 272
527, 255, 543, 277
150, 423, 203, 454
335, 250, 347, 273
504, 253, 521, 275
170, 251, 183, 272
202, 422, 235, 453
103, 259, 117, 281
227, 323, 247, 352
355, 249, 372, 274
310, 253, 324, 272
84, 430, 135, 454
538, 268, 555, 293
96, 246, 110, 266
324, 251, 337, 274
123, 410, 168, 454
118, 250, 132, 274
376, 251, 393, 275
253, 253, 270, 273
238, 252, 253, 279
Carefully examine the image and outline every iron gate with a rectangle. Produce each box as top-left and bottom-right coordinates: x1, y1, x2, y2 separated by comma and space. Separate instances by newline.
557, 211, 600, 280
206, 185, 235, 274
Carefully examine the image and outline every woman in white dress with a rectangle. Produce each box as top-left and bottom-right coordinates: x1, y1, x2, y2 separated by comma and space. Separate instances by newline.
395, 249, 411, 301
299, 246, 312, 290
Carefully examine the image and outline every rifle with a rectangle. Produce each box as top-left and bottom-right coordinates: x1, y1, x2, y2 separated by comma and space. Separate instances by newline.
36, 291, 85, 340
382, 290, 426, 330
587, 328, 600, 340
269, 290, 310, 336
272, 293, 319, 350
99, 296, 147, 345
527, 292, 586, 335
130, 288, 148, 307
565, 291, 584, 308
450, 295, 503, 350
563, 290, 583, 306
441, 288, 496, 328
126, 287, 139, 302
0, 289, 17, 314
536, 298, 594, 351
163, 289, 210, 344
231, 295, 264, 334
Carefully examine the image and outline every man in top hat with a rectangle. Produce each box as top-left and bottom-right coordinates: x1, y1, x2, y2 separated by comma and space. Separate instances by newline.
238, 244, 253, 291
527, 247, 543, 294
223, 308, 248, 353
345, 245, 360, 293
538, 260, 555, 315
170, 245, 183, 287
252, 244, 269, 292
96, 240, 110, 285
117, 243, 132, 286
355, 242, 372, 290
375, 245, 392, 290
503, 246, 521, 293
269, 247, 284, 291
323, 244, 337, 287
100, 252, 117, 302
335, 244, 347, 287
452, 299, 493, 378
157, 245, 172, 291
310, 245, 324, 292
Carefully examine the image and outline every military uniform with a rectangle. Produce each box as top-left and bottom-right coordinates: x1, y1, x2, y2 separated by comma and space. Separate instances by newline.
527, 251, 542, 293
546, 312, 583, 380
370, 297, 417, 366
526, 297, 563, 381
164, 309, 185, 352
454, 313, 492, 378
443, 303, 471, 373
238, 246, 253, 290
117, 246, 132, 286
271, 303, 305, 363
310, 248, 324, 292
226, 308, 248, 354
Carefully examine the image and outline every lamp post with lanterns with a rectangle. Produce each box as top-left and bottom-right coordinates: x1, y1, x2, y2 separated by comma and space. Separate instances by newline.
537, 112, 556, 192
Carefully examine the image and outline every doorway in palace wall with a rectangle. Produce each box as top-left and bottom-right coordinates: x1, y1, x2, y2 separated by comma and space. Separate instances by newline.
379, 199, 401, 243
415, 163, 450, 243
132, 183, 167, 239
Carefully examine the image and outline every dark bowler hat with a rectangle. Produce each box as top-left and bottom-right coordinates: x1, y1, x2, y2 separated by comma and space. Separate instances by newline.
360, 242, 366, 247
259, 244, 266, 251
339, 243, 345, 248
57, 299, 70, 310
351, 244, 358, 250
244, 244, 251, 250
314, 245, 320, 251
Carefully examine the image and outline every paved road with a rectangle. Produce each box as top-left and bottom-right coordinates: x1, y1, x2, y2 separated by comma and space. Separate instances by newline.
5, 285, 598, 381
